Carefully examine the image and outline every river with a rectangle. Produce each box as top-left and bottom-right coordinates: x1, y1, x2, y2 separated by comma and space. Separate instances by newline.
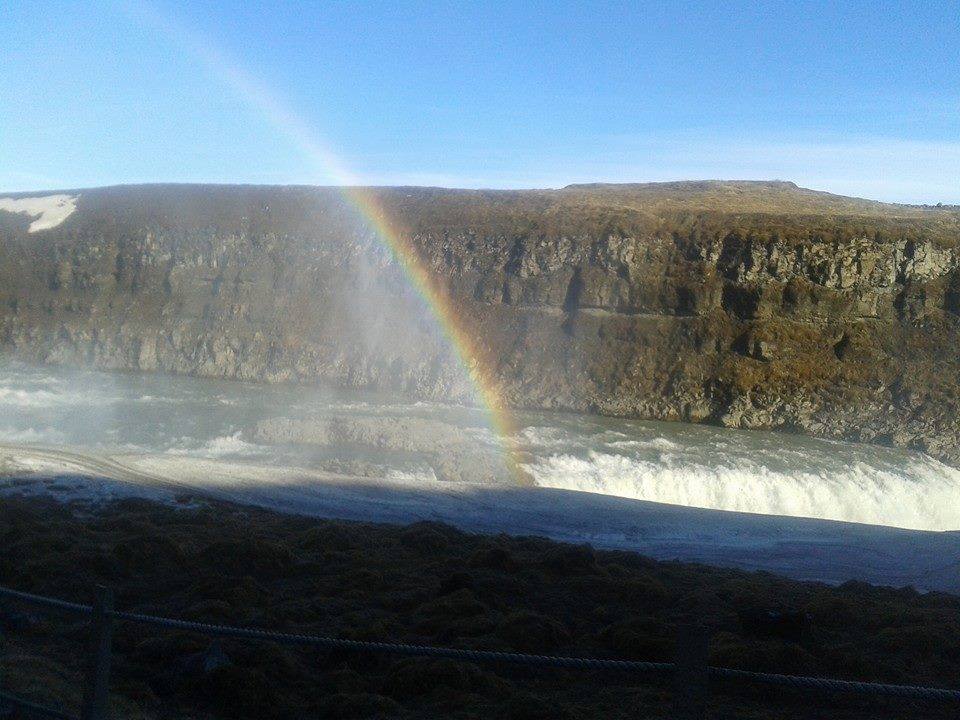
1, 358, 958, 532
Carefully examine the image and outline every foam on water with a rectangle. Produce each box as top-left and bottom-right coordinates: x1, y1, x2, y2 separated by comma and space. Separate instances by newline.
606, 437, 681, 452
518, 426, 571, 448
524, 447, 960, 531
0, 386, 117, 408
166, 431, 267, 459
2, 358, 959, 532
0, 426, 66, 444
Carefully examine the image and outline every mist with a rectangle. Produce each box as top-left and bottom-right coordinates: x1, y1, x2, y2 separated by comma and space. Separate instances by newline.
2, 357, 960, 533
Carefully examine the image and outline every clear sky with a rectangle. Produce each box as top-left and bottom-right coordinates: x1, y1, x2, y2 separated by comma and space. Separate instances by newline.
1, 0, 957, 202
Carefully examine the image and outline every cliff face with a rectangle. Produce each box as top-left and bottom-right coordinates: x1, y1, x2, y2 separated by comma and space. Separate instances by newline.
2, 182, 960, 462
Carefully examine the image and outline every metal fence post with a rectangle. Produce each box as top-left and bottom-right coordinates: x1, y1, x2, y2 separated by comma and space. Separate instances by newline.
80, 586, 114, 720
0, 596, 6, 720
673, 622, 710, 720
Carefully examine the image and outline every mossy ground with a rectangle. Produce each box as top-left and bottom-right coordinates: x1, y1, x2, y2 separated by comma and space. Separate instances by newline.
2, 494, 958, 719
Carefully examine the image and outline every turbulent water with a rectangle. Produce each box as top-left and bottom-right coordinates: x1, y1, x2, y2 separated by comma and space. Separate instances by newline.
2, 359, 959, 531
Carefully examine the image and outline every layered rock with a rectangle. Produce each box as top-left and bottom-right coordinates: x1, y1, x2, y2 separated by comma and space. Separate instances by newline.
2, 182, 959, 462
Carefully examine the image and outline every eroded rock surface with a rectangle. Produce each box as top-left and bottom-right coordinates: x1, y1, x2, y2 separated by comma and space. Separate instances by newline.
2, 182, 959, 462
253, 415, 518, 485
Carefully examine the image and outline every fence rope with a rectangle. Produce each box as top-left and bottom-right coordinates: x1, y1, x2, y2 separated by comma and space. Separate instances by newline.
116, 609, 671, 672
3, 584, 960, 703
0, 586, 91, 615
709, 667, 960, 703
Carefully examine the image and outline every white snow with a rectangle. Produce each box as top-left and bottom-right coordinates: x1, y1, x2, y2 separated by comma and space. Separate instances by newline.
0, 194, 78, 232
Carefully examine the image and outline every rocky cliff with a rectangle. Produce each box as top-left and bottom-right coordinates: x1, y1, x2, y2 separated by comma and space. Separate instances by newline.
2, 181, 960, 462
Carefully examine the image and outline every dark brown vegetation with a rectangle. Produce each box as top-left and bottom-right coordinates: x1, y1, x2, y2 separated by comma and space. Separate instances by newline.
2, 494, 959, 719
383, 180, 960, 246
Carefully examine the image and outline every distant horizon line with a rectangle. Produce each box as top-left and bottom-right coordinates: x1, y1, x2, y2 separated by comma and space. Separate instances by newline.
3, 178, 955, 208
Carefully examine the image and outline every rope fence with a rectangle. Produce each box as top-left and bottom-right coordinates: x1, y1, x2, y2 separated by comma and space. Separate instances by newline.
1, 583, 959, 719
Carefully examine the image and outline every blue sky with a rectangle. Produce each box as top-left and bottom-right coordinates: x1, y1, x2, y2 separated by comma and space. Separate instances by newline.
1, 0, 957, 202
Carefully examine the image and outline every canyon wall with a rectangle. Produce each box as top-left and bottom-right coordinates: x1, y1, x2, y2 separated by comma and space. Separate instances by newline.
2, 182, 959, 461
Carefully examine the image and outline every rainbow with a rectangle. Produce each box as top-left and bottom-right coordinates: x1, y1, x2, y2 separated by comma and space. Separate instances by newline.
342, 186, 518, 440
121, 0, 522, 477
332, 185, 524, 479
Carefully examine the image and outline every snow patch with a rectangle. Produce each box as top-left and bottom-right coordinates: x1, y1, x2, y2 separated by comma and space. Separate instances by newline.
0, 194, 78, 232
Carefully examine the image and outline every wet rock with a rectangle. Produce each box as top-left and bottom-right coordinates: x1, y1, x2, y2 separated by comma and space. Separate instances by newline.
3, 183, 960, 464
254, 414, 519, 484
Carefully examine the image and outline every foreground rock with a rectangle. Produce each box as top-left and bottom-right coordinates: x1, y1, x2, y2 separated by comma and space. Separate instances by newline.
2, 181, 959, 461
252, 415, 523, 484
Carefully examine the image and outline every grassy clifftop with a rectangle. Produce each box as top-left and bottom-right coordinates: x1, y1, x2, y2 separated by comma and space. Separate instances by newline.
370, 181, 960, 247
4, 180, 958, 243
